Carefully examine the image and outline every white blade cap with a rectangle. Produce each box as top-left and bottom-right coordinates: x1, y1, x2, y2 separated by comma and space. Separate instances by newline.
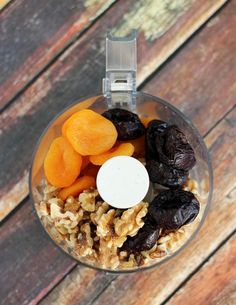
96, 156, 149, 209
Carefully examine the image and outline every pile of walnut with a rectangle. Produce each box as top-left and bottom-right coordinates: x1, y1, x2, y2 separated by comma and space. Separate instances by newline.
37, 178, 201, 270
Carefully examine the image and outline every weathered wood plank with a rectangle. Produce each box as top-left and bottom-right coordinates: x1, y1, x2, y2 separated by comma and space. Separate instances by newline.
0, 0, 116, 109
40, 268, 116, 305
1, 1, 235, 304
131, 0, 228, 86
0, 0, 12, 10
166, 233, 236, 305
0, 0, 230, 221
142, 1, 236, 136
40, 107, 236, 305
0, 0, 227, 110
0, 198, 76, 305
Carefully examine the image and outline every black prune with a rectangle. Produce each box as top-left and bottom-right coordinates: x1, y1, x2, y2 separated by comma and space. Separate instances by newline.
155, 125, 196, 171
146, 120, 169, 160
149, 190, 200, 231
122, 216, 160, 252
102, 108, 145, 140
146, 159, 188, 188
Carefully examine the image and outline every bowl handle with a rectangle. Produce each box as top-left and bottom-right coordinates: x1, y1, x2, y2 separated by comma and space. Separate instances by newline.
103, 31, 137, 110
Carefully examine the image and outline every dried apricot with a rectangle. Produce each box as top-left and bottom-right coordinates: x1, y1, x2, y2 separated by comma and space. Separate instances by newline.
81, 156, 90, 170
59, 176, 96, 200
44, 137, 82, 188
89, 143, 134, 165
82, 164, 100, 177
62, 109, 117, 156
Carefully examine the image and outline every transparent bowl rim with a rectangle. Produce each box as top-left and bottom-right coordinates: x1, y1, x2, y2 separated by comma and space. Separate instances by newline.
29, 91, 213, 274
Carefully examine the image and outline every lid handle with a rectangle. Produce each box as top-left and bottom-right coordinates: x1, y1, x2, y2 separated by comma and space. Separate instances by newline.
103, 31, 137, 109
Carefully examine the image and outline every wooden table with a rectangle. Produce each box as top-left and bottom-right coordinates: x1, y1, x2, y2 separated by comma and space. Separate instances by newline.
0, 1, 235, 304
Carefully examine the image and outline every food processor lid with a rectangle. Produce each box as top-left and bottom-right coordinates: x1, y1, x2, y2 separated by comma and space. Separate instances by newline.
103, 31, 137, 109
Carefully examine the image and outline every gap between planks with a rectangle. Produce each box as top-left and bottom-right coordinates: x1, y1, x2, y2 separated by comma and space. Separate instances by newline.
203, 104, 236, 138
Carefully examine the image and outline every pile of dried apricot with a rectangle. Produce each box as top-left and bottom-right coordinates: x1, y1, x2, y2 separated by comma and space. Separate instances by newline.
44, 108, 145, 199
44, 107, 197, 208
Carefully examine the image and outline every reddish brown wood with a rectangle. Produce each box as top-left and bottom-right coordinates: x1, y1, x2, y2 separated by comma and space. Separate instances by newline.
1, 2, 235, 304
166, 233, 236, 305
142, 1, 236, 136
0, 0, 116, 109
39, 107, 236, 305
40, 268, 116, 305
0, 0, 226, 110
0, 0, 230, 221
0, 198, 75, 305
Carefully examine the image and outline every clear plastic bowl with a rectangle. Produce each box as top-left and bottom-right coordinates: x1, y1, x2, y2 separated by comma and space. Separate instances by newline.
30, 92, 213, 273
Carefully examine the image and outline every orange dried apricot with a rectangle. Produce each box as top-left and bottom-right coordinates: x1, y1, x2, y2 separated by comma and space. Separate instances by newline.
82, 164, 100, 177
59, 176, 96, 200
81, 156, 90, 170
89, 143, 134, 165
44, 137, 82, 188
62, 109, 117, 156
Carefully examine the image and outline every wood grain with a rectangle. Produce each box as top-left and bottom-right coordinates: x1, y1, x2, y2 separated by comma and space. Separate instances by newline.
37, 106, 236, 305
1, 1, 235, 305
166, 233, 236, 305
0, 0, 227, 110
40, 268, 116, 305
142, 0, 236, 136
0, 0, 229, 221
0, 198, 75, 305
0, 0, 116, 110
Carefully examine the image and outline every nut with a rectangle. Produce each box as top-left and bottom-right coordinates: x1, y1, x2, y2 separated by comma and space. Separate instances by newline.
79, 189, 98, 212
90, 202, 110, 225
114, 202, 148, 237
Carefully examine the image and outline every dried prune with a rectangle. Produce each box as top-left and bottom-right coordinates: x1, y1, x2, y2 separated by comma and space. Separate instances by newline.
146, 120, 169, 160
149, 190, 200, 231
156, 125, 196, 171
122, 216, 160, 252
102, 108, 145, 140
146, 160, 188, 188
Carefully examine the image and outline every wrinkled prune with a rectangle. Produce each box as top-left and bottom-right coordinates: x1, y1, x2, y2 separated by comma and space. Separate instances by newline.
156, 125, 196, 171
146, 160, 188, 188
146, 120, 169, 160
102, 108, 145, 140
122, 216, 160, 252
149, 190, 200, 231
